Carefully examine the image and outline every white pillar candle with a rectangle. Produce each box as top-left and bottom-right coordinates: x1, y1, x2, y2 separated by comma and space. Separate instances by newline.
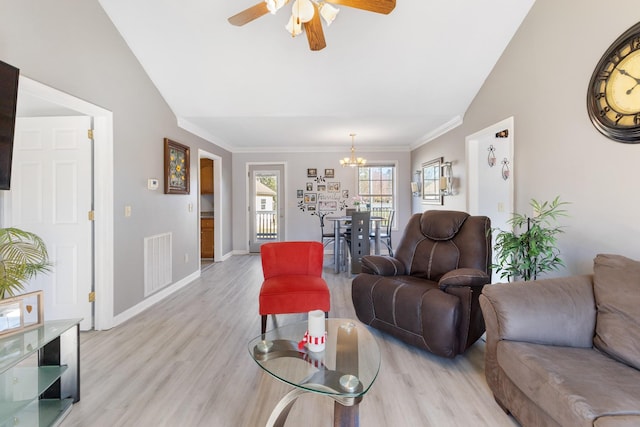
307, 310, 326, 352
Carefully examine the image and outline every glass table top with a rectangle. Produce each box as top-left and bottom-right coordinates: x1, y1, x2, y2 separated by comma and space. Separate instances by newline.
248, 318, 381, 398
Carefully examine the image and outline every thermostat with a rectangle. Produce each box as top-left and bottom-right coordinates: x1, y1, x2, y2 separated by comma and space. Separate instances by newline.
148, 178, 159, 190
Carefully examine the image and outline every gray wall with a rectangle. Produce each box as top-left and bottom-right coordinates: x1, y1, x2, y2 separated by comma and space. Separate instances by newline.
0, 0, 233, 315
232, 150, 412, 251
412, 0, 640, 276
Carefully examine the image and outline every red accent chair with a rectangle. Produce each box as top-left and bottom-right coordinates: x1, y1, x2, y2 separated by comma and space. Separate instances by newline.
259, 241, 330, 334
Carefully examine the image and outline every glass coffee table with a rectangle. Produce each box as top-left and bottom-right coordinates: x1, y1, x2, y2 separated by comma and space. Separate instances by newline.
248, 318, 380, 427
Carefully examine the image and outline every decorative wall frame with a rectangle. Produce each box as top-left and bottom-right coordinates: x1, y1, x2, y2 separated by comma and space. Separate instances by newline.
422, 158, 444, 205
0, 290, 44, 337
297, 167, 348, 216
164, 138, 190, 194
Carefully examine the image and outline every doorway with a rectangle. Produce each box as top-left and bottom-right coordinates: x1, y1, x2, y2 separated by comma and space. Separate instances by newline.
466, 116, 514, 275
248, 164, 284, 253
0, 76, 114, 330
198, 149, 222, 267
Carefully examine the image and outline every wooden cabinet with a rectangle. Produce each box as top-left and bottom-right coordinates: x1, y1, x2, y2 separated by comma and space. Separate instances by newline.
200, 159, 213, 194
201, 218, 214, 258
0, 319, 80, 426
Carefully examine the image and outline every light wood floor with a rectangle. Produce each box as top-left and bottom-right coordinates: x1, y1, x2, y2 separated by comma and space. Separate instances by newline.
60, 254, 519, 427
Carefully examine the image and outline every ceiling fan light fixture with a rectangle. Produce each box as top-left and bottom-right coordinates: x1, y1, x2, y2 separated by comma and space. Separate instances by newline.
265, 0, 287, 14
319, 3, 339, 26
291, 0, 315, 23
285, 15, 303, 37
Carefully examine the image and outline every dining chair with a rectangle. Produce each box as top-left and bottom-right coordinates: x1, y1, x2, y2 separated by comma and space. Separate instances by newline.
259, 241, 330, 334
370, 209, 394, 256
319, 214, 335, 248
343, 211, 371, 274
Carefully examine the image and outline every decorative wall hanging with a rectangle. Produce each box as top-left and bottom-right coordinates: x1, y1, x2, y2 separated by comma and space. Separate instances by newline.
487, 145, 497, 167
297, 167, 348, 217
501, 158, 510, 180
164, 138, 190, 194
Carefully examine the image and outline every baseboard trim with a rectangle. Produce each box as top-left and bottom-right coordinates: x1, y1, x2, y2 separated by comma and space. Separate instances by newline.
112, 270, 200, 328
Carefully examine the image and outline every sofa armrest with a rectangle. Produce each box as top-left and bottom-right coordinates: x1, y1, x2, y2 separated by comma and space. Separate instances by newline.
361, 255, 406, 276
481, 274, 596, 348
438, 268, 489, 290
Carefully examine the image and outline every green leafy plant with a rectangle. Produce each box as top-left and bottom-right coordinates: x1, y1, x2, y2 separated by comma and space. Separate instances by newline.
0, 227, 51, 299
492, 197, 569, 282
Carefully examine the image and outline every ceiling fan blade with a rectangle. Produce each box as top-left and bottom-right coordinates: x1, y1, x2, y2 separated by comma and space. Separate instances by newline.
304, 4, 326, 51
326, 0, 395, 14
228, 2, 270, 26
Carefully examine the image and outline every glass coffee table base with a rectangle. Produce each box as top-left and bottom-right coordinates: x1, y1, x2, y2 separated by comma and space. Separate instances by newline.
266, 387, 362, 427
250, 320, 380, 427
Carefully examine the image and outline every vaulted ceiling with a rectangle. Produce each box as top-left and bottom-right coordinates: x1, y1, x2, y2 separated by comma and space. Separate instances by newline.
97, 0, 535, 152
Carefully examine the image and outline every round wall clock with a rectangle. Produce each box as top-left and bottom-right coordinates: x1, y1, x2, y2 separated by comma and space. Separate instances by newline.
587, 22, 640, 143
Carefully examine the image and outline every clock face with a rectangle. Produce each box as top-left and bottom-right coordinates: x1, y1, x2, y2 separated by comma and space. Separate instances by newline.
588, 22, 640, 143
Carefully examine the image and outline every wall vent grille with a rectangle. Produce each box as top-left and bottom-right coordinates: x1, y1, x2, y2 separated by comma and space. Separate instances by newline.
144, 232, 172, 297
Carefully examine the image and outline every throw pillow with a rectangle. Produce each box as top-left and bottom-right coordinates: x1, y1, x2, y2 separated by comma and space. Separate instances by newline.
593, 254, 640, 370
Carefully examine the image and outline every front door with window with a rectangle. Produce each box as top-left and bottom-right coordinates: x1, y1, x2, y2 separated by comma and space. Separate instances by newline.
248, 164, 284, 253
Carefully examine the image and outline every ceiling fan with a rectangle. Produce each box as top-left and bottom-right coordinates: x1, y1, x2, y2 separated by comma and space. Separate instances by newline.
228, 0, 396, 51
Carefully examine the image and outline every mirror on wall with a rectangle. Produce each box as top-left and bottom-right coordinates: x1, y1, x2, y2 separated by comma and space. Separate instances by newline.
422, 157, 443, 205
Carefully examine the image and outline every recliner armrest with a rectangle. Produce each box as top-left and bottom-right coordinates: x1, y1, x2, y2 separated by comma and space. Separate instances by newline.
361, 255, 405, 276
480, 275, 596, 347
438, 268, 489, 290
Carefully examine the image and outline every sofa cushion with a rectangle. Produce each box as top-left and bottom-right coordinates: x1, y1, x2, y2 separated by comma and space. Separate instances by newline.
593, 254, 640, 370
498, 341, 640, 427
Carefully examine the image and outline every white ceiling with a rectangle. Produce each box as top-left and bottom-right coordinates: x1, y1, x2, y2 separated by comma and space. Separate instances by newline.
97, 0, 535, 153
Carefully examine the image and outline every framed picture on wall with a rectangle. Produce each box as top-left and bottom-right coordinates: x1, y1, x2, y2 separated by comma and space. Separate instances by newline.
164, 138, 190, 194
297, 190, 303, 198
422, 157, 443, 205
307, 168, 317, 178
324, 168, 335, 178
327, 182, 340, 192
319, 200, 337, 211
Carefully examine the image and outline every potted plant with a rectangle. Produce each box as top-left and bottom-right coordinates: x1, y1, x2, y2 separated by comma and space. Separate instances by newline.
0, 227, 51, 299
492, 196, 569, 282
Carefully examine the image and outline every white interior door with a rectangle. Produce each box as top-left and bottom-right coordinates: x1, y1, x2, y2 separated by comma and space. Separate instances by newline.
4, 116, 93, 330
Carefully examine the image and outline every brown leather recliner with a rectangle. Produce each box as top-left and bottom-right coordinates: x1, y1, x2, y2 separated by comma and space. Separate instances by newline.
352, 210, 492, 358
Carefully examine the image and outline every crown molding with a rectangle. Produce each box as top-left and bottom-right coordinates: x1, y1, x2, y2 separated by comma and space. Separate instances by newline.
410, 115, 463, 150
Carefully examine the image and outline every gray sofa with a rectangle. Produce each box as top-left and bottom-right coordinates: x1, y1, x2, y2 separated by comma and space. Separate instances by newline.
479, 254, 640, 427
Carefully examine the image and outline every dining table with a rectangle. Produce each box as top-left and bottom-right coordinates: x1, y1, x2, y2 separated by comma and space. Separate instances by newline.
325, 215, 384, 274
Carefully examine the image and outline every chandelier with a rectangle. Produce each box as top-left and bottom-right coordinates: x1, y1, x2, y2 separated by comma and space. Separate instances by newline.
340, 133, 366, 168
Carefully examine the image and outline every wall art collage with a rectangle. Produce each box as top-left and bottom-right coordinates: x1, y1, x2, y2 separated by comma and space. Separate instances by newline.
297, 168, 349, 218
